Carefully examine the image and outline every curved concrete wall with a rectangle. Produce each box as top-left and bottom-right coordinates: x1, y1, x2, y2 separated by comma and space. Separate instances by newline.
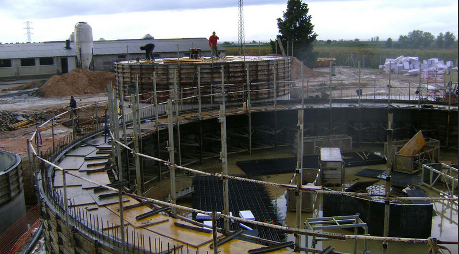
0, 150, 25, 235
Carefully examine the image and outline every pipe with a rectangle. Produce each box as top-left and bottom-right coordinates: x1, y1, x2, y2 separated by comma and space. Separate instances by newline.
22, 222, 43, 254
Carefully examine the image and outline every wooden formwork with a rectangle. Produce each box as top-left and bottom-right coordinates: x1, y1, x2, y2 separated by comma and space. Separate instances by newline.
114, 56, 292, 104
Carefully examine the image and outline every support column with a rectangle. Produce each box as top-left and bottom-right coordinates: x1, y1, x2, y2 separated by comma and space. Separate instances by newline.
153, 72, 162, 180
135, 75, 144, 192
118, 78, 126, 182
167, 99, 176, 215
246, 64, 252, 155
273, 67, 278, 151
132, 94, 141, 195
119, 188, 126, 254
198, 67, 204, 164
383, 112, 393, 249
174, 71, 182, 166
295, 109, 304, 251
220, 65, 230, 231
220, 104, 230, 232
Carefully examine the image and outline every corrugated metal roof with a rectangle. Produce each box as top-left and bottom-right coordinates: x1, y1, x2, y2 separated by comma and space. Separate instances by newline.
0, 41, 75, 59
0, 38, 217, 59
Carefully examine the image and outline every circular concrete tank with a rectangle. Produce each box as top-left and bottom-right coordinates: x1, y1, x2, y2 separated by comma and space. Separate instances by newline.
0, 150, 26, 235
74, 21, 94, 69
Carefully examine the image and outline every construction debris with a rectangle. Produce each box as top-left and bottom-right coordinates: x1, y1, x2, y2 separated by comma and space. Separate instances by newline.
0, 110, 50, 131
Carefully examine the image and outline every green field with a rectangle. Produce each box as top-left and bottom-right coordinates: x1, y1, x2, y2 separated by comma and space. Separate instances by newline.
223, 43, 458, 69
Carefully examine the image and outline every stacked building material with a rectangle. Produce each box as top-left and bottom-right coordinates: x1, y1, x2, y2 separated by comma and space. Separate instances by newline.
379, 55, 455, 76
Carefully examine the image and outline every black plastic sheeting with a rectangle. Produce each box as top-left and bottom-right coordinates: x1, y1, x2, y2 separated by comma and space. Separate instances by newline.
236, 152, 385, 177
342, 151, 386, 167
323, 193, 433, 238
355, 168, 422, 187
191, 175, 285, 242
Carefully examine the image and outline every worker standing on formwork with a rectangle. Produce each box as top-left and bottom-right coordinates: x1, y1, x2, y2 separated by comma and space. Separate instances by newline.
208, 31, 219, 58
140, 43, 155, 60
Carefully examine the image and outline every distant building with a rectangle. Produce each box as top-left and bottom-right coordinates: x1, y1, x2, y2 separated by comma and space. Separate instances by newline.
0, 37, 223, 81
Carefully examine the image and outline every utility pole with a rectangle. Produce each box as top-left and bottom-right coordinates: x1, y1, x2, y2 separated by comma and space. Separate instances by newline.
238, 0, 245, 56
24, 21, 33, 43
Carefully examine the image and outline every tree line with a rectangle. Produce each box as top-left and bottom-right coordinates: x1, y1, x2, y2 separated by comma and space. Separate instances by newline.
235, 0, 457, 68
386, 30, 456, 49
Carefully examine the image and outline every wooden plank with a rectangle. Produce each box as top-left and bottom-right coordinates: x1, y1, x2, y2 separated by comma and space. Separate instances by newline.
55, 186, 96, 206
398, 130, 426, 156
105, 201, 169, 228
81, 172, 111, 189
66, 146, 97, 157
113, 225, 183, 252
88, 189, 130, 206
144, 218, 222, 248
57, 156, 85, 170
86, 206, 129, 228
53, 170, 83, 187
79, 159, 109, 172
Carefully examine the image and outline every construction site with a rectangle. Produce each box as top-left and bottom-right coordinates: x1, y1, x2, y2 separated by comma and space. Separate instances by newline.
0, 20, 458, 254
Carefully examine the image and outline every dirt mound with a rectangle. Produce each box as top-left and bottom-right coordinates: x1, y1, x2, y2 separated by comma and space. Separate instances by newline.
290, 57, 320, 79
39, 68, 115, 97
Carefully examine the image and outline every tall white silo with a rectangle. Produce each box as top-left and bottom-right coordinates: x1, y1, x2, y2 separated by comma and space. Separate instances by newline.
74, 22, 93, 69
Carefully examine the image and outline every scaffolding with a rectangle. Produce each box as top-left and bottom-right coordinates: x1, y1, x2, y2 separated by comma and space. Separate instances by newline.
304, 214, 368, 254
421, 163, 458, 197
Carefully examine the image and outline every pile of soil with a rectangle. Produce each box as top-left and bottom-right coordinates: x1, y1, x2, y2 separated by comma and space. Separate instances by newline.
290, 57, 321, 79
38, 68, 115, 98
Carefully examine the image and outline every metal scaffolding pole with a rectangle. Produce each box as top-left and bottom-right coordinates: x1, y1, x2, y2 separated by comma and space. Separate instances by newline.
135, 75, 144, 192
118, 188, 126, 254
273, 67, 278, 151
383, 112, 393, 249
246, 64, 252, 155
153, 72, 162, 181
295, 109, 304, 251
113, 84, 121, 181
132, 94, 141, 195
301, 63, 304, 107
108, 82, 116, 174
358, 61, 361, 106
221, 65, 230, 231
167, 99, 176, 215
118, 79, 126, 182
198, 67, 204, 164
174, 70, 181, 166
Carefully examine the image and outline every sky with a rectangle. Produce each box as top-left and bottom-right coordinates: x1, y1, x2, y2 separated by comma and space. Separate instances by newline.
0, 0, 457, 44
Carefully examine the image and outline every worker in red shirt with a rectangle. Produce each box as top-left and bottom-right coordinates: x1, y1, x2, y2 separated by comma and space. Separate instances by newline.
208, 31, 219, 58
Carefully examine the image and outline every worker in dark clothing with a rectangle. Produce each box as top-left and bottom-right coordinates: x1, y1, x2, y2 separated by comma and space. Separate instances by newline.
69, 96, 77, 118
208, 31, 219, 58
140, 43, 155, 60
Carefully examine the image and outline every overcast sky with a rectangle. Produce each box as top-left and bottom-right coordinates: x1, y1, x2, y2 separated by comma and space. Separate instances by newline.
0, 0, 457, 43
